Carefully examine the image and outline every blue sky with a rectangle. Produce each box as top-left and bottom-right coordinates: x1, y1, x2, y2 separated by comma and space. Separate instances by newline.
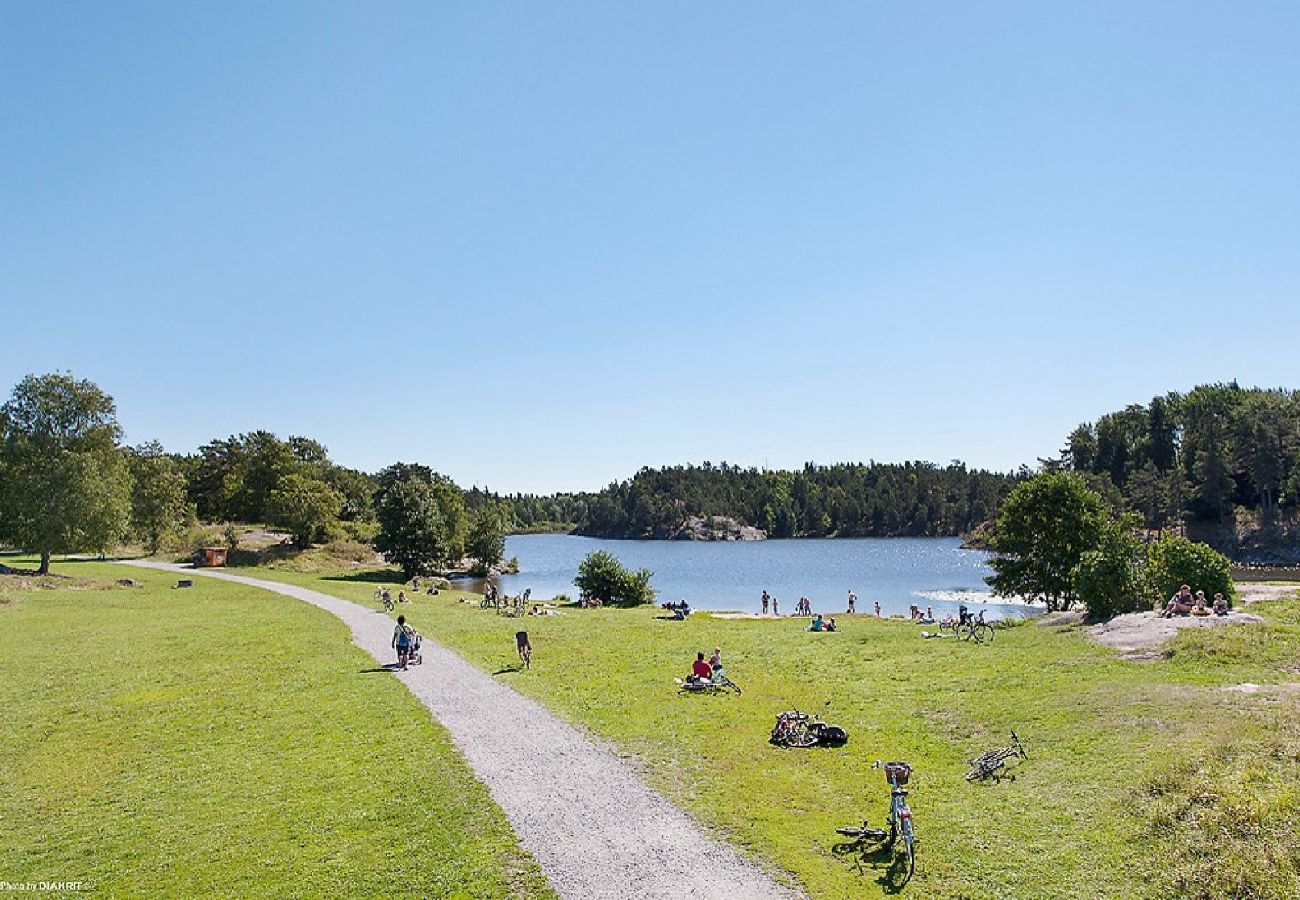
3, 2, 1298, 493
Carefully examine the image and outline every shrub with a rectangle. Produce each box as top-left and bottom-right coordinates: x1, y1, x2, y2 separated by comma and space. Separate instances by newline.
1148, 535, 1235, 610
573, 550, 656, 607
1075, 518, 1149, 620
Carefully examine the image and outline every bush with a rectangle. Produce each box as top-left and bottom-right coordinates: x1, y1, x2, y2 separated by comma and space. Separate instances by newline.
1075, 518, 1149, 620
573, 550, 656, 607
1148, 535, 1235, 610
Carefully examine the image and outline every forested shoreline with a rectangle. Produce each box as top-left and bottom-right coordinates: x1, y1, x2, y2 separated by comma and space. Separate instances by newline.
4, 374, 1299, 570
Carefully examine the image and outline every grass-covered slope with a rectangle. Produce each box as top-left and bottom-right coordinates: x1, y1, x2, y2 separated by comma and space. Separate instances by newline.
258, 566, 1300, 900
0, 559, 551, 899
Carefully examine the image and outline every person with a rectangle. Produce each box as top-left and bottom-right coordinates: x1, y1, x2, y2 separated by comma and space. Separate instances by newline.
809, 614, 825, 632
873, 600, 881, 617
516, 630, 531, 666
529, 604, 541, 616
412, 576, 420, 591
392, 614, 413, 670
772, 596, 779, 616
691, 652, 712, 682
1164, 584, 1195, 618
709, 646, 722, 672
847, 590, 857, 614
1192, 591, 1211, 616
825, 617, 838, 632
398, 590, 408, 604
761, 590, 770, 615
1213, 592, 1230, 616
382, 587, 392, 608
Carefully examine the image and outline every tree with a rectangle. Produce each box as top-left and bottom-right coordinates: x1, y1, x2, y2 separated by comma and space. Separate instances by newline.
0, 373, 132, 573
573, 550, 656, 606
268, 473, 342, 548
1148, 535, 1235, 609
466, 502, 509, 575
126, 441, 189, 554
1074, 516, 1148, 619
374, 473, 466, 578
986, 472, 1108, 611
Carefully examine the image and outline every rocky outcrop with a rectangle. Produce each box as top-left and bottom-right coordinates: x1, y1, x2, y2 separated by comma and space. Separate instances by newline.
656, 516, 766, 542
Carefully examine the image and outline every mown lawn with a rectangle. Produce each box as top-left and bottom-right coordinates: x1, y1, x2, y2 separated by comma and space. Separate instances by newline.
256, 565, 1300, 900
0, 559, 551, 899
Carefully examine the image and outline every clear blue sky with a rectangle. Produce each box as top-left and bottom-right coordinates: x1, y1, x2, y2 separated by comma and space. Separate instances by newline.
3, 2, 1298, 493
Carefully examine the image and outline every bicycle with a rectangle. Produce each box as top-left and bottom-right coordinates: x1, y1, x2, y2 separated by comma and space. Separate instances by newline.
957, 609, 994, 643
837, 761, 916, 879
966, 731, 1027, 781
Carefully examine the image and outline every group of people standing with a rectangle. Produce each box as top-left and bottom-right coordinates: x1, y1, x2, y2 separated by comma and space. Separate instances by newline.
759, 588, 881, 618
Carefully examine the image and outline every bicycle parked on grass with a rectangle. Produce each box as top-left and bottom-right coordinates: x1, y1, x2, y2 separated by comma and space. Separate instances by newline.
769, 709, 848, 748
955, 606, 994, 643
837, 761, 916, 879
966, 731, 1027, 781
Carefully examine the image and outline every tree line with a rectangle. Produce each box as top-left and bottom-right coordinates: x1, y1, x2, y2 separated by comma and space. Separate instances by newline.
1054, 383, 1300, 530
504, 461, 1017, 539
0, 373, 507, 576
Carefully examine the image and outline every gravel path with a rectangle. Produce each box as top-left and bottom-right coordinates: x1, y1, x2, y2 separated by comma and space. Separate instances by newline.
124, 561, 797, 900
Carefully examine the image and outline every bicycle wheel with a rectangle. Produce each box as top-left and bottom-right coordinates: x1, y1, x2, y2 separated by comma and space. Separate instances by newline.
726, 679, 742, 694
901, 816, 915, 877
957, 623, 973, 641
974, 623, 994, 643
787, 730, 818, 748
837, 825, 888, 840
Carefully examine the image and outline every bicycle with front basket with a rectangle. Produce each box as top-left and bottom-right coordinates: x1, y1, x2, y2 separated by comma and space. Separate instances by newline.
836, 760, 916, 878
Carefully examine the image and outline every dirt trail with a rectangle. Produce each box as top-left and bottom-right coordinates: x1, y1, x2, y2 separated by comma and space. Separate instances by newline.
124, 561, 797, 900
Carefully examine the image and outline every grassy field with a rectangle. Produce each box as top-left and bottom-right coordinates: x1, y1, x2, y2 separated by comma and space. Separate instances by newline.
252, 565, 1300, 900
0, 559, 551, 899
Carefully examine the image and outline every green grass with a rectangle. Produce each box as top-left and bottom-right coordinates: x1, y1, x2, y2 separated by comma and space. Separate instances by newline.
0, 559, 551, 899
253, 565, 1300, 899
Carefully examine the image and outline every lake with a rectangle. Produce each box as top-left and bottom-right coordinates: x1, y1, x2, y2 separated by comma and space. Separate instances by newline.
486, 535, 1039, 620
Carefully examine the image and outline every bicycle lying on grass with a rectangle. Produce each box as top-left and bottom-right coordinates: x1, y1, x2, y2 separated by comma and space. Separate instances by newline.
837, 761, 916, 879
966, 731, 1027, 781
675, 673, 742, 694
769, 709, 847, 748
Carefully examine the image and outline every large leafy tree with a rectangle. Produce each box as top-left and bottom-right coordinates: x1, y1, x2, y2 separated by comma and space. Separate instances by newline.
373, 466, 466, 578
1074, 516, 1149, 619
986, 472, 1108, 611
0, 373, 132, 573
268, 473, 342, 548
466, 502, 509, 575
126, 441, 189, 554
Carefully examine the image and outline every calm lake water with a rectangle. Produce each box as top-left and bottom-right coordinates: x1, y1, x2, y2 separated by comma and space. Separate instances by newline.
486, 535, 1039, 620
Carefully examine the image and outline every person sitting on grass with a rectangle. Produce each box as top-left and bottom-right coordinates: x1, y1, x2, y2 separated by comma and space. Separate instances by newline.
824, 617, 837, 632
710, 646, 722, 671
392, 614, 413, 670
1213, 592, 1230, 616
1191, 590, 1211, 616
809, 614, 825, 632
691, 652, 713, 683
1163, 584, 1195, 618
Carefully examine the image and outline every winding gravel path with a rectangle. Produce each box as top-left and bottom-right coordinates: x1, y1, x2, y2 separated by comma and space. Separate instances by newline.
124, 561, 797, 900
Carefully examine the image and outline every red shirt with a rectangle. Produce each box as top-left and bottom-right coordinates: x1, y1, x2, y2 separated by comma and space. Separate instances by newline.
692, 659, 713, 679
